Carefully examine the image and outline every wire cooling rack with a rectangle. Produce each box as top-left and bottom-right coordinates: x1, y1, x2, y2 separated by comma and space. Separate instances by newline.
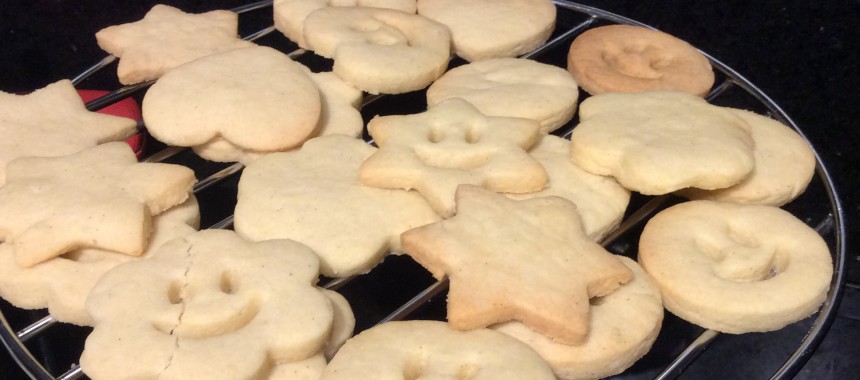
0, 1, 846, 379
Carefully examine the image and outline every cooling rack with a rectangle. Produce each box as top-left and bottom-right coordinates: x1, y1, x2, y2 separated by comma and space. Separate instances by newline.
0, 1, 846, 379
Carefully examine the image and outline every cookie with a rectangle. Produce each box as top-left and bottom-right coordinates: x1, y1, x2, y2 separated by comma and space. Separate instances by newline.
81, 229, 344, 380
401, 185, 632, 345
235, 135, 440, 277
95, 4, 255, 84
416, 0, 555, 61
0, 142, 195, 267
426, 58, 579, 134
638, 200, 833, 333
494, 257, 663, 380
508, 135, 629, 242
570, 91, 755, 195
0, 80, 137, 186
677, 109, 816, 206
322, 320, 556, 379
0, 197, 199, 326
567, 24, 715, 96
303, 6, 451, 94
274, 0, 417, 49
143, 46, 322, 155
360, 98, 547, 217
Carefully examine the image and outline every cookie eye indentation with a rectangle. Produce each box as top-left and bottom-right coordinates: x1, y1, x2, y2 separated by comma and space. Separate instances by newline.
168, 280, 183, 305
220, 271, 236, 294
402, 354, 427, 380
465, 127, 481, 144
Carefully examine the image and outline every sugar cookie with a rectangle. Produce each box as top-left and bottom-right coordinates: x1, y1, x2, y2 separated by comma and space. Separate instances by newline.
638, 200, 833, 333
401, 186, 632, 345
426, 58, 579, 133
143, 46, 321, 155
360, 98, 546, 217
235, 135, 440, 277
95, 4, 255, 84
303, 6, 451, 94
677, 109, 816, 206
567, 24, 714, 96
322, 320, 555, 379
417, 0, 555, 61
570, 91, 754, 195
0, 142, 195, 267
494, 257, 663, 380
0, 80, 137, 186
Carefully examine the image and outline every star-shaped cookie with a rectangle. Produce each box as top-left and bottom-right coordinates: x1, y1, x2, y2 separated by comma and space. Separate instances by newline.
0, 142, 196, 267
0, 80, 137, 186
401, 185, 633, 345
360, 98, 547, 217
95, 4, 255, 84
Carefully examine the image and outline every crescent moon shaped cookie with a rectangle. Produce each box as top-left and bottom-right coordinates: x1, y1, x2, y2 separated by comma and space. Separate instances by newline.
638, 200, 833, 333
321, 320, 556, 379
567, 24, 714, 96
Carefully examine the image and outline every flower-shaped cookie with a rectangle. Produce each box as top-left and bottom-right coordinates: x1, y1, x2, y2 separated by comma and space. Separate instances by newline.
0, 80, 137, 186
360, 98, 547, 217
81, 230, 340, 380
0, 142, 195, 267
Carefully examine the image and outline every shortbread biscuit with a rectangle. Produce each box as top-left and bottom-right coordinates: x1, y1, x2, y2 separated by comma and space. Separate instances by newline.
570, 91, 755, 195
143, 46, 321, 154
303, 6, 451, 94
677, 109, 816, 206
509, 135, 629, 241
401, 186, 632, 345
417, 0, 555, 61
638, 201, 833, 333
0, 197, 199, 326
567, 24, 715, 96
274, 0, 417, 49
81, 230, 340, 380
494, 257, 663, 380
322, 320, 555, 379
0, 80, 137, 186
95, 4, 254, 84
360, 98, 547, 217
235, 135, 440, 277
0, 142, 195, 267
427, 58, 579, 133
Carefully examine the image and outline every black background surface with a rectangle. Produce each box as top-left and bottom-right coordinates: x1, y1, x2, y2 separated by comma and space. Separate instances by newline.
1, 1, 857, 379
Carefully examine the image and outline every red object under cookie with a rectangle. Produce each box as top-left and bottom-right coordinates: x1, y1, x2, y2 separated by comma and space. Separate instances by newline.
76, 89, 145, 158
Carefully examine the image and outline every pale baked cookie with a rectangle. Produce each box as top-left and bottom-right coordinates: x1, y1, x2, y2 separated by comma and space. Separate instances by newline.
95, 4, 255, 84
509, 135, 629, 242
303, 6, 451, 94
274, 0, 417, 49
235, 135, 440, 277
360, 98, 546, 217
401, 186, 632, 345
494, 257, 663, 380
570, 91, 755, 195
416, 0, 555, 61
143, 46, 321, 156
81, 229, 342, 380
0, 80, 137, 186
322, 320, 556, 379
0, 142, 195, 268
426, 58, 579, 134
677, 109, 816, 206
567, 24, 715, 96
638, 201, 833, 333
0, 197, 199, 326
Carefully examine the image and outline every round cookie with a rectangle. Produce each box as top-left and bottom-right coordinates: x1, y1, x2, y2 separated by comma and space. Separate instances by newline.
427, 58, 579, 134
567, 24, 714, 96
638, 200, 833, 333
321, 320, 556, 379
417, 0, 556, 61
676, 109, 816, 206
494, 257, 663, 380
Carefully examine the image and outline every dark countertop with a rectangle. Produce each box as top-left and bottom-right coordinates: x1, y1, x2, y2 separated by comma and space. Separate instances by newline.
1, 1, 857, 379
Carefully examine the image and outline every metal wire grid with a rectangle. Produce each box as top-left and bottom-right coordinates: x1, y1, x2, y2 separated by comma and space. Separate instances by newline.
0, 1, 846, 379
